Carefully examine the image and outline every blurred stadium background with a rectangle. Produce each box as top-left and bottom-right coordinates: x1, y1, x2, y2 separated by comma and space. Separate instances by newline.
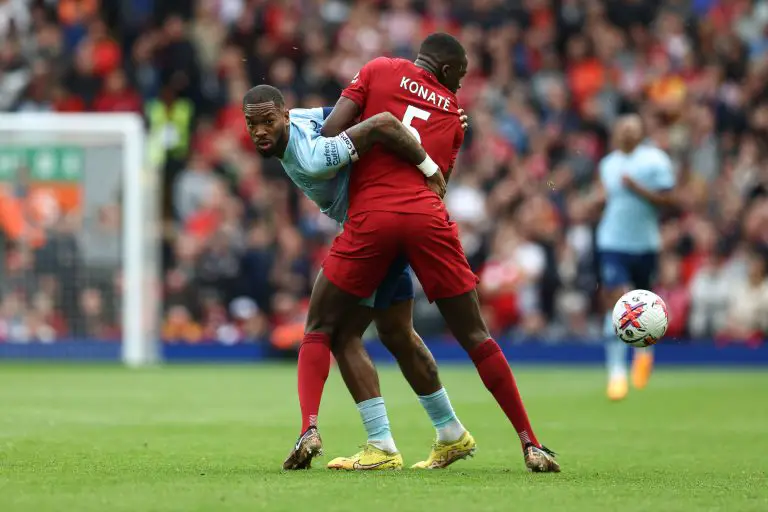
2, 3, 768, 511
1, 0, 767, 364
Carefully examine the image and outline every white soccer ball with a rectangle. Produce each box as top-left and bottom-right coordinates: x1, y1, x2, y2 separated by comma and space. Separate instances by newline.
612, 290, 669, 347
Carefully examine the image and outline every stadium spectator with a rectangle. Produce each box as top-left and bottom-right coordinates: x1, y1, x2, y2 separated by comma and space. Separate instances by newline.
2, 0, 768, 347
718, 246, 768, 345
654, 254, 690, 339
93, 69, 142, 113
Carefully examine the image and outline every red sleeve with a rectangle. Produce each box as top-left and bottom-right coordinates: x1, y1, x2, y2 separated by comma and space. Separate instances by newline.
449, 124, 465, 170
341, 57, 394, 110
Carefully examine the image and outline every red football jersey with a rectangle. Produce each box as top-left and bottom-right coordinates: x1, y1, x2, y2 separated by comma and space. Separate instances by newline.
342, 57, 465, 217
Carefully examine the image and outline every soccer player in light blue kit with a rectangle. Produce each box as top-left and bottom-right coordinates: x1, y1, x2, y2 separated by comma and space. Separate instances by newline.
594, 114, 677, 401
242, 85, 475, 470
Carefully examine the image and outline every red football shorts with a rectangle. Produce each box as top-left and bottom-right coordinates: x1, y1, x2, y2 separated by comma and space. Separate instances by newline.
323, 211, 479, 302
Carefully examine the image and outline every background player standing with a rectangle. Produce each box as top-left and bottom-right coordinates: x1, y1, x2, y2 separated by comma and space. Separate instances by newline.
300, 33, 560, 473
593, 114, 677, 401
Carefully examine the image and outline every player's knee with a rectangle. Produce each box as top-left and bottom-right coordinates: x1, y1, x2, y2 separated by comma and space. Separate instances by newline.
329, 334, 363, 357
601, 286, 628, 312
377, 320, 417, 358
377, 326, 408, 352
305, 315, 334, 336
305, 306, 345, 336
461, 327, 491, 353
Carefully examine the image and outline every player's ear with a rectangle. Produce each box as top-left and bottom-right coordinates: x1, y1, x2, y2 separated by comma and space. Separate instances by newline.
283, 108, 290, 124
441, 63, 451, 81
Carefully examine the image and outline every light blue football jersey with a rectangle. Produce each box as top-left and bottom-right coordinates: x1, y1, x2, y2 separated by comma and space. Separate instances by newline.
596, 144, 675, 254
278, 108, 356, 224
276, 108, 411, 308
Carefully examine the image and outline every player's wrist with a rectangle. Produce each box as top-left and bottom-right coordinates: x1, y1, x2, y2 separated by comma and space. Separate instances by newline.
339, 131, 359, 162
417, 154, 439, 178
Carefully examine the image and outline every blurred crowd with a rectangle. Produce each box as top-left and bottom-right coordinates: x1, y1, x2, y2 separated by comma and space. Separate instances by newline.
1, 0, 768, 346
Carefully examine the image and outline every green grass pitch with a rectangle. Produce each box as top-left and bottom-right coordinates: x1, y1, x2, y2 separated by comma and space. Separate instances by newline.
1, 363, 766, 511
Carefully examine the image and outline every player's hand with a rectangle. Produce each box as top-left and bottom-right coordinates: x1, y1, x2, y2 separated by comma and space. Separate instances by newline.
622, 174, 640, 192
458, 108, 469, 131
426, 171, 447, 198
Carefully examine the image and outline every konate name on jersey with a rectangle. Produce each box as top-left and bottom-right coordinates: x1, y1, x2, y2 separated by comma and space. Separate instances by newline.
341, 57, 465, 218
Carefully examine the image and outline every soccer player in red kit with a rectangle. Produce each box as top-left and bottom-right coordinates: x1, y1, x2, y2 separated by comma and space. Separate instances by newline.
288, 33, 560, 473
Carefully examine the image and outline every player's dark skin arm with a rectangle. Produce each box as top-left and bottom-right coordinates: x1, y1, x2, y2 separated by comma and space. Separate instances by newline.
324, 97, 447, 197
323, 97, 470, 139
324, 97, 429, 166
445, 166, 455, 183
321, 96, 360, 138
348, 112, 429, 166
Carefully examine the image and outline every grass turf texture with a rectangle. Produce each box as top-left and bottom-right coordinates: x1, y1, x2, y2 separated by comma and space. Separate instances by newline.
0, 364, 766, 512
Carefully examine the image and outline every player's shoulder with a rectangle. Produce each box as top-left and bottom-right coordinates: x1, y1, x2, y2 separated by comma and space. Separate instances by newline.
289, 107, 324, 123
638, 144, 672, 165
364, 56, 410, 73
289, 108, 324, 137
637, 143, 665, 157
600, 150, 621, 166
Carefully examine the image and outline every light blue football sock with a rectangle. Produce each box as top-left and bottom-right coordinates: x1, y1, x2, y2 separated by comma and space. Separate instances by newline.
356, 397, 397, 453
418, 388, 466, 442
604, 312, 628, 380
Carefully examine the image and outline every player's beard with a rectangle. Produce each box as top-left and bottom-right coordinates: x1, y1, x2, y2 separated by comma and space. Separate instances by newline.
257, 128, 288, 158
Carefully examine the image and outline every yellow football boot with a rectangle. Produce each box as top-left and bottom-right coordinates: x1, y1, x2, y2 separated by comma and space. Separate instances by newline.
411, 431, 477, 469
631, 350, 654, 390
607, 376, 628, 401
327, 443, 403, 470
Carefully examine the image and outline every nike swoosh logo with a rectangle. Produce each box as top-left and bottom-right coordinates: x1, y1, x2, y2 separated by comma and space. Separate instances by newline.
352, 458, 395, 470
295, 431, 313, 451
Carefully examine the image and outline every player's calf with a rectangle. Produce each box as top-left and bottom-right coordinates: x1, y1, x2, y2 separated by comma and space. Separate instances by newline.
375, 302, 469, 445
435, 290, 561, 469
434, 290, 492, 353
295, 272, 363, 437
378, 327, 441, 396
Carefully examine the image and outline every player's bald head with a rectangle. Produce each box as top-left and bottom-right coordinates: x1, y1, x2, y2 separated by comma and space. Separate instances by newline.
614, 113, 644, 152
418, 33, 466, 65
417, 33, 468, 93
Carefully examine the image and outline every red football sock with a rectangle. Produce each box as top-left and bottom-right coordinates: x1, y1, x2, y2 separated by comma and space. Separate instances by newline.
470, 338, 540, 448
298, 332, 332, 433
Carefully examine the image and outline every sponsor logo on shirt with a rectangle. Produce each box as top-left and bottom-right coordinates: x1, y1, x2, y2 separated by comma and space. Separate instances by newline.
324, 139, 341, 167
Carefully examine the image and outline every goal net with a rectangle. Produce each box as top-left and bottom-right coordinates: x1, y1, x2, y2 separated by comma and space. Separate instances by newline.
0, 113, 158, 366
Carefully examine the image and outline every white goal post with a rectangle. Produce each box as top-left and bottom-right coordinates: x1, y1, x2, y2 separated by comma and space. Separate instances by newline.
0, 113, 159, 366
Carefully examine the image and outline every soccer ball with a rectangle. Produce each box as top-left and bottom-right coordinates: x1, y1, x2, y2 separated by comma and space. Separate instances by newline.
612, 290, 669, 347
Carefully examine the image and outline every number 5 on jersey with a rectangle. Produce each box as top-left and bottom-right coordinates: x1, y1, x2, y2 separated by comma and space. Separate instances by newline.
402, 105, 431, 143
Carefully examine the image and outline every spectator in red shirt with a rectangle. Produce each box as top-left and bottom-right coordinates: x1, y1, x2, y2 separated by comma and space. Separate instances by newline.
93, 70, 142, 113
85, 19, 121, 78
52, 86, 86, 112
